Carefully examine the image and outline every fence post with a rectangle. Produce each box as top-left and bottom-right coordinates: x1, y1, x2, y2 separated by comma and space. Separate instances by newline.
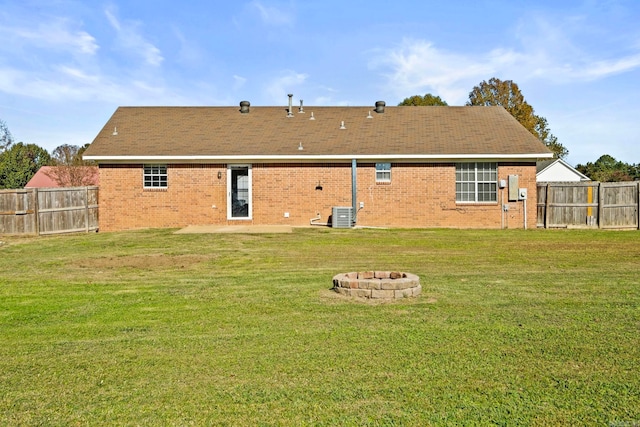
637, 182, 640, 230
544, 183, 551, 229
84, 187, 90, 233
598, 182, 604, 229
33, 188, 40, 235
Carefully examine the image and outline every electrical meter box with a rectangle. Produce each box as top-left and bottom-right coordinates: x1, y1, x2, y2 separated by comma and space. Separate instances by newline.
508, 175, 519, 201
518, 188, 528, 200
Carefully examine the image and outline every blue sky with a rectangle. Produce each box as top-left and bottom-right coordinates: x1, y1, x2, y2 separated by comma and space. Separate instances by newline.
0, 0, 638, 165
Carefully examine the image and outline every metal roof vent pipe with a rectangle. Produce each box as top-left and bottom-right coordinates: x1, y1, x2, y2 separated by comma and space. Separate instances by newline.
239, 100, 250, 114
287, 94, 294, 117
374, 100, 386, 113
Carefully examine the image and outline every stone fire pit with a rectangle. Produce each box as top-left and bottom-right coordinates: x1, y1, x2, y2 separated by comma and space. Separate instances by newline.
332, 271, 421, 299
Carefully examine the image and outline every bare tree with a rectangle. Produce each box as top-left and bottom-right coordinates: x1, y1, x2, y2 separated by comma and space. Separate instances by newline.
45, 144, 97, 187
0, 119, 13, 153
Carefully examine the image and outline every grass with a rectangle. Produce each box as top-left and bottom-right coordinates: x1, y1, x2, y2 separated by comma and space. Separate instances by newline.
0, 227, 639, 426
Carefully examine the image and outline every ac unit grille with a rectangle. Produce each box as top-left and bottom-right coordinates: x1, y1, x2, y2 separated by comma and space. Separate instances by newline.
332, 206, 353, 228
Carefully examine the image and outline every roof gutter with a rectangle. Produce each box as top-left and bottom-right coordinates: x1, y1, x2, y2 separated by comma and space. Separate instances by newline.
83, 153, 553, 163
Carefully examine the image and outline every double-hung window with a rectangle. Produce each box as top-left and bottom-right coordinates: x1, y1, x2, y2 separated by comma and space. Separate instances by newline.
375, 162, 391, 183
144, 164, 168, 188
456, 162, 497, 202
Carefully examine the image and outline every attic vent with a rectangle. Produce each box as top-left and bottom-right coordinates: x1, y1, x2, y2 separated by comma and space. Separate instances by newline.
374, 101, 386, 113
239, 101, 250, 114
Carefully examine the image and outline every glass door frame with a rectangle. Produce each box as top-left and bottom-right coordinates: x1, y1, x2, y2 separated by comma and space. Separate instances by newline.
227, 164, 252, 220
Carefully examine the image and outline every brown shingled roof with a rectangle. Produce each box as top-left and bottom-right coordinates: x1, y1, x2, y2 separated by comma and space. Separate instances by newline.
83, 105, 552, 161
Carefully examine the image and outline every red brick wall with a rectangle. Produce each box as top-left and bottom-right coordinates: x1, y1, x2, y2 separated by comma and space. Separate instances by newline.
98, 164, 227, 231
98, 162, 537, 231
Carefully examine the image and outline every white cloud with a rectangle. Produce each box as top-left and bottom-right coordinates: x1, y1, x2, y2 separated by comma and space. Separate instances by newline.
370, 19, 640, 105
511, 12, 640, 82
172, 27, 203, 66
369, 39, 496, 104
248, 0, 294, 26
0, 20, 98, 56
104, 7, 164, 66
233, 75, 247, 90
264, 71, 308, 103
574, 54, 640, 80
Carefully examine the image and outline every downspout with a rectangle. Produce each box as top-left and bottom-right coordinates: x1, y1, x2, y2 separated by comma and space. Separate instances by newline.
352, 158, 357, 226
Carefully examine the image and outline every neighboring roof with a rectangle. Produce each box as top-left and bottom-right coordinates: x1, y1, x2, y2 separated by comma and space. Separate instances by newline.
536, 158, 590, 182
25, 166, 58, 188
83, 104, 553, 162
25, 166, 99, 188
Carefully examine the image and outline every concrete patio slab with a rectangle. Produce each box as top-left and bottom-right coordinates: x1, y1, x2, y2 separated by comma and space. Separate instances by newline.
174, 225, 293, 234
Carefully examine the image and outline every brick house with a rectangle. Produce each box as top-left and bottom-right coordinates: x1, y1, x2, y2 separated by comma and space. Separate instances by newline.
83, 100, 552, 231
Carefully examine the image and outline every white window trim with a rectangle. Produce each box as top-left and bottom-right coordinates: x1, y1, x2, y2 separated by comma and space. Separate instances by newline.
375, 162, 392, 183
143, 164, 168, 189
455, 162, 497, 203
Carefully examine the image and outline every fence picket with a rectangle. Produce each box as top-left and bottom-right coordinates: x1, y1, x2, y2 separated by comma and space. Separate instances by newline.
0, 187, 99, 235
537, 182, 639, 229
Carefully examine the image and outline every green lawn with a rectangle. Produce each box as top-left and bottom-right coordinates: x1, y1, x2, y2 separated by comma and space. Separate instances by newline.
1, 228, 639, 426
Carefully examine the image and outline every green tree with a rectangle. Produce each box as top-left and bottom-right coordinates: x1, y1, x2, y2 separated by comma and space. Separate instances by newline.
398, 93, 448, 106
534, 116, 568, 160
0, 142, 52, 189
0, 119, 13, 152
576, 154, 635, 182
467, 78, 568, 159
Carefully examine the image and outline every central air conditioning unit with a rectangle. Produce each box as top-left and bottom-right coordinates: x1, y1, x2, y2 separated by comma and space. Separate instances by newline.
332, 206, 353, 228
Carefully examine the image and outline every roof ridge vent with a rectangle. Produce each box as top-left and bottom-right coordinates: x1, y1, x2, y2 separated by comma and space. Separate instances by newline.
374, 100, 386, 113
340, 121, 346, 130
239, 100, 250, 114
299, 100, 304, 113
309, 112, 315, 120
367, 111, 373, 119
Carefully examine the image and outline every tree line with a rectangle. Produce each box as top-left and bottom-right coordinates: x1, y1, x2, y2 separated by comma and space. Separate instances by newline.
399, 77, 637, 181
399, 77, 567, 159
0, 119, 95, 189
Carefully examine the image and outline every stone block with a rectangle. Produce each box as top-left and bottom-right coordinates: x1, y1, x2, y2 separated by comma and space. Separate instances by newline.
412, 285, 422, 297
356, 279, 374, 290
335, 287, 349, 296
390, 271, 403, 279
368, 279, 382, 290
351, 289, 372, 298
371, 289, 395, 299
380, 279, 396, 290
375, 271, 390, 279
395, 288, 413, 299
358, 271, 375, 279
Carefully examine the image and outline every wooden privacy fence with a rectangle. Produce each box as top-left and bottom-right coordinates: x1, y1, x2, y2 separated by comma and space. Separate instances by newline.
0, 187, 98, 235
537, 182, 640, 229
